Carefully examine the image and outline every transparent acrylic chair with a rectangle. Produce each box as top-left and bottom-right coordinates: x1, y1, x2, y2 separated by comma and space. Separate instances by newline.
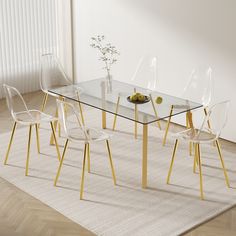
112, 55, 161, 138
166, 101, 230, 200
40, 53, 85, 141
54, 99, 117, 200
3, 84, 61, 176
163, 66, 213, 146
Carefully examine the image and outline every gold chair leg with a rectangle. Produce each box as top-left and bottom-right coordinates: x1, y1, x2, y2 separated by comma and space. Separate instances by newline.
215, 140, 230, 187
4, 122, 17, 165
54, 139, 69, 186
50, 121, 61, 161
163, 105, 174, 146
112, 96, 120, 131
25, 125, 32, 176
80, 143, 87, 200
193, 143, 198, 173
166, 139, 179, 184
197, 144, 204, 200
87, 143, 91, 173
40, 93, 48, 112
134, 104, 138, 139
35, 124, 40, 154
106, 140, 117, 185
150, 94, 161, 130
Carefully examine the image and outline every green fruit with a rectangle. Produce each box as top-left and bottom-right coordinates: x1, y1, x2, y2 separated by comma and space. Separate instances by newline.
155, 96, 163, 104
138, 94, 145, 102
131, 94, 138, 101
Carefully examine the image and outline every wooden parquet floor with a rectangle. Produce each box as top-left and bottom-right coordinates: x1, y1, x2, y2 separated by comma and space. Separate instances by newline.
0, 90, 235, 236
0, 177, 95, 236
0, 91, 95, 236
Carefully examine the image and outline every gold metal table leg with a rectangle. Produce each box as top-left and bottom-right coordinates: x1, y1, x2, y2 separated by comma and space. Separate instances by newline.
163, 105, 174, 146
38, 93, 48, 129
58, 97, 65, 137
54, 139, 69, 186
50, 107, 59, 145
40, 93, 48, 112
25, 125, 32, 176
35, 124, 40, 154
50, 121, 61, 161
87, 143, 91, 173
80, 143, 87, 200
106, 140, 117, 185
197, 144, 204, 200
134, 104, 138, 139
166, 139, 179, 184
76, 93, 85, 125
187, 111, 194, 156
150, 94, 161, 130
215, 140, 230, 187
102, 111, 106, 129
142, 124, 148, 188
193, 143, 198, 173
112, 96, 120, 131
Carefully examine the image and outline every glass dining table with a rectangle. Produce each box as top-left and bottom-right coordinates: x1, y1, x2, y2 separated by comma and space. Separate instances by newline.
49, 78, 202, 188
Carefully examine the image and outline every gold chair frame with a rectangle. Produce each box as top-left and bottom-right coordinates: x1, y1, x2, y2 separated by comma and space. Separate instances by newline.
4, 121, 61, 176
166, 138, 230, 200
54, 139, 116, 200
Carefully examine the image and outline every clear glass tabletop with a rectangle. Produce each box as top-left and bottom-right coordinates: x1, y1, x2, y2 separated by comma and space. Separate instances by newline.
49, 78, 202, 125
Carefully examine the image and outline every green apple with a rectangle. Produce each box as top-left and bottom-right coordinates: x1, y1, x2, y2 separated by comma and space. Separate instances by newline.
155, 96, 163, 104
138, 94, 145, 102
130, 94, 138, 101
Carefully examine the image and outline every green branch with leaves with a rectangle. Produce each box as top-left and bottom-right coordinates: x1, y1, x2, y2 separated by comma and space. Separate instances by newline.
90, 35, 120, 78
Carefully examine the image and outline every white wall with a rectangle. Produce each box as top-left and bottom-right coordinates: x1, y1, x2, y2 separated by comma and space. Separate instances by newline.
73, 0, 236, 142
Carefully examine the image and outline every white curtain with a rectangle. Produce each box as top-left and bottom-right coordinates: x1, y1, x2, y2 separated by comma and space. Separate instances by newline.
0, 0, 73, 98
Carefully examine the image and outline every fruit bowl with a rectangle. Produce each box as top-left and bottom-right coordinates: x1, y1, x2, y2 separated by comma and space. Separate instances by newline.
127, 95, 150, 104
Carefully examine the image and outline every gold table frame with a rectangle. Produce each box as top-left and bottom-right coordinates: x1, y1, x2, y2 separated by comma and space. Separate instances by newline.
49, 79, 202, 189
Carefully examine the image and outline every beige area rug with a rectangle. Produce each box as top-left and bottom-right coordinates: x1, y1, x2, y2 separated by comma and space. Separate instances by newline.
0, 109, 236, 236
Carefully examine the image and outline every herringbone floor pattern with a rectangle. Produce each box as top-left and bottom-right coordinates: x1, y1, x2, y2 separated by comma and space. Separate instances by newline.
0, 91, 95, 236
0, 177, 95, 236
0, 90, 235, 236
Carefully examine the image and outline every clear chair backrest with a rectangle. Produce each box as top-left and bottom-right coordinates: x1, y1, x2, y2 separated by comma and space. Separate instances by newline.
131, 55, 158, 91
199, 100, 230, 138
3, 84, 29, 121
40, 54, 71, 93
182, 66, 213, 107
57, 99, 88, 141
